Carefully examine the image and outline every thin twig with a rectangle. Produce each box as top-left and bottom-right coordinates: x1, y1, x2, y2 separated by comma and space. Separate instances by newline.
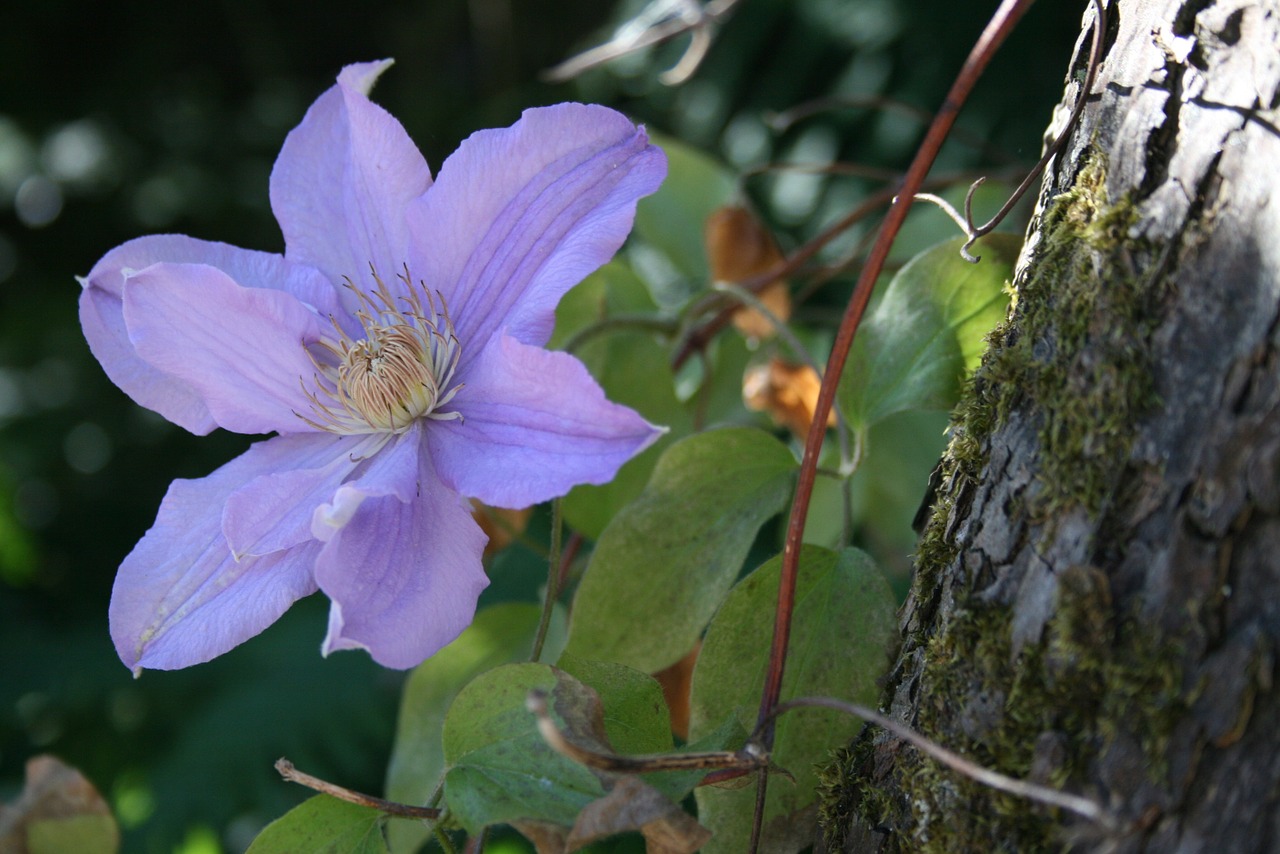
525, 689, 767, 774
766, 697, 1117, 828
960, 0, 1107, 260
908, 192, 972, 234
711, 281, 823, 378
750, 1, 1038, 850
542, 0, 743, 84
274, 758, 441, 820
562, 313, 679, 356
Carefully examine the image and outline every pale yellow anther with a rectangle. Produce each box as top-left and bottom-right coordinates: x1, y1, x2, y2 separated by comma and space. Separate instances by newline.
299, 266, 463, 435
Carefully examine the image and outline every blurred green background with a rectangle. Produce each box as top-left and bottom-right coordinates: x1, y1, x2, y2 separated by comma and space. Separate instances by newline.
0, 0, 1085, 850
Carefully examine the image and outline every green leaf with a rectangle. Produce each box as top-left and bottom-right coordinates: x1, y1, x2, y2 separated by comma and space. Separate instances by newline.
633, 134, 736, 285
838, 233, 1019, 430
689, 546, 898, 854
556, 653, 673, 756
442, 663, 607, 834
246, 796, 387, 854
554, 262, 694, 539
564, 428, 797, 673
555, 653, 715, 804
803, 410, 950, 579
384, 603, 565, 854
28, 815, 119, 854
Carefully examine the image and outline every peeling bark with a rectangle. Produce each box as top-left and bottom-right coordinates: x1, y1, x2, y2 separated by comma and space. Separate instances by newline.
824, 0, 1280, 851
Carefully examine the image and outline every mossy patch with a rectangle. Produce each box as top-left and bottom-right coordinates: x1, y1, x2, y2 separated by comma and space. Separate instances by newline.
980, 154, 1162, 518
821, 578, 1186, 852
819, 152, 1184, 850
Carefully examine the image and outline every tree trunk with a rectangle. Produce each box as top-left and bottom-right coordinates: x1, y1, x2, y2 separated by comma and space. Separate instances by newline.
821, 0, 1280, 851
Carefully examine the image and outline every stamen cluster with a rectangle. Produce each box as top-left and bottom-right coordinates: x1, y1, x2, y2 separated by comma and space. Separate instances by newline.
301, 267, 463, 434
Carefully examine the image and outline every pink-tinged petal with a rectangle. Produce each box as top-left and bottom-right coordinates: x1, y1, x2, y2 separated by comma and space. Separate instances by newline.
315, 450, 488, 669
79, 235, 340, 435
406, 103, 666, 354
429, 335, 663, 508
122, 262, 329, 436
222, 432, 381, 558
311, 425, 423, 542
270, 60, 432, 287
110, 434, 334, 672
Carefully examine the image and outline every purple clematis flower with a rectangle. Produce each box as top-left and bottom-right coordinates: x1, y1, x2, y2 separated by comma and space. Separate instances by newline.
79, 60, 666, 673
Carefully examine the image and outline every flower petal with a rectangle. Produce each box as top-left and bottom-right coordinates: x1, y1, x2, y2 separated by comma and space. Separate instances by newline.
123, 262, 329, 435
315, 449, 488, 669
79, 235, 339, 435
222, 433, 380, 558
270, 60, 432, 287
429, 335, 663, 508
310, 425, 422, 543
110, 435, 330, 672
405, 103, 666, 354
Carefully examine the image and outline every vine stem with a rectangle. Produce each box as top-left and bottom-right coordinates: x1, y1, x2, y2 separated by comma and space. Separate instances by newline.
530, 499, 564, 663
749, 0, 1038, 850
274, 758, 441, 820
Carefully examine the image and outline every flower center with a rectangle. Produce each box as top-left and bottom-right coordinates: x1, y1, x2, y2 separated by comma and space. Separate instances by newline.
299, 267, 463, 435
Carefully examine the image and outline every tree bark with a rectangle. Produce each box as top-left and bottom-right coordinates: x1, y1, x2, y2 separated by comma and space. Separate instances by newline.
822, 0, 1280, 851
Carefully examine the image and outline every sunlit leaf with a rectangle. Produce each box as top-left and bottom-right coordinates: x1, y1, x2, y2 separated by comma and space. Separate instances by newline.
689, 546, 897, 853
564, 428, 797, 673
384, 603, 565, 854
246, 796, 387, 854
633, 134, 736, 285
838, 233, 1019, 430
442, 664, 607, 835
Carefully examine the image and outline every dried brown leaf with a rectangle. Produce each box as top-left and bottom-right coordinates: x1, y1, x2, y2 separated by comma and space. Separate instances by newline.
743, 357, 834, 438
652, 643, 700, 741
0, 755, 119, 854
567, 777, 711, 854
472, 500, 534, 557
704, 206, 791, 339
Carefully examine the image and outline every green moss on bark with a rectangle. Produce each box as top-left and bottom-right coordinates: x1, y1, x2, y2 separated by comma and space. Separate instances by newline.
819, 152, 1183, 850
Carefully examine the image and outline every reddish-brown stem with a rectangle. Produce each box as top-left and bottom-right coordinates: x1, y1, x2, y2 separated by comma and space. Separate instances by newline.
556, 531, 584, 590
748, 0, 1038, 849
